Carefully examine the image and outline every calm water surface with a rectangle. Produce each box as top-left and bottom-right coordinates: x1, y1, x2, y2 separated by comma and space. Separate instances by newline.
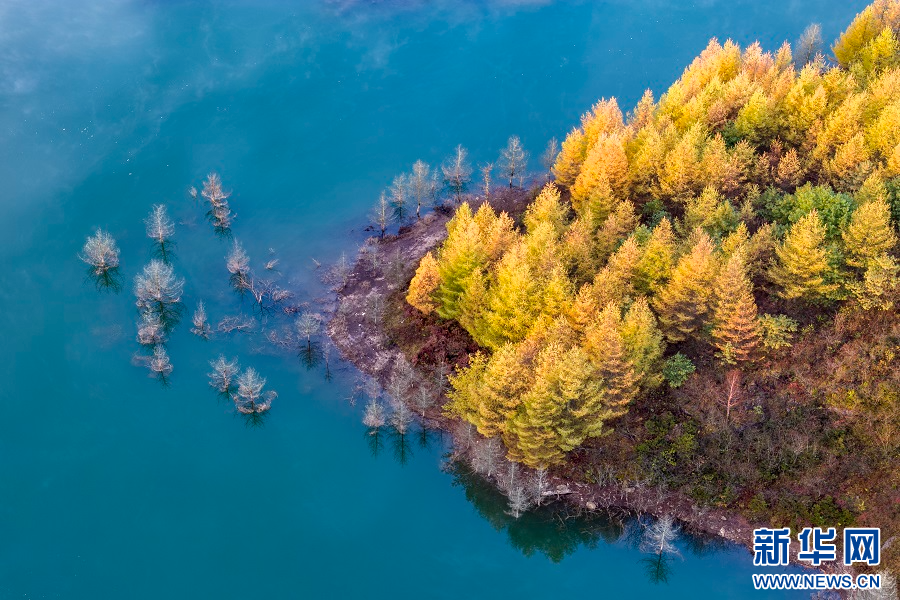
0, 1, 867, 598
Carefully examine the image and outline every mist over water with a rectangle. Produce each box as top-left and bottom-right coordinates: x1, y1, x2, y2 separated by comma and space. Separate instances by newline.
0, 1, 864, 597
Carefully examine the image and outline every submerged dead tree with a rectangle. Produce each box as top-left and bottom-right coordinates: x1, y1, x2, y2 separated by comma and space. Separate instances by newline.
390, 399, 414, 436
499, 135, 528, 187
217, 314, 255, 334
471, 436, 504, 478
531, 467, 550, 504
249, 278, 292, 311
201, 173, 233, 230
640, 514, 681, 584
442, 144, 472, 202
137, 310, 166, 345
191, 301, 211, 338
208, 355, 240, 393
233, 367, 276, 414
149, 345, 173, 378
794, 23, 823, 67
80, 229, 120, 275
295, 312, 321, 349
295, 311, 323, 368
134, 259, 184, 311
506, 483, 533, 519
480, 162, 493, 198
412, 383, 438, 417
384, 366, 416, 465
389, 174, 410, 224
322, 252, 351, 291
497, 461, 536, 518
80, 229, 121, 290
363, 395, 387, 456
410, 160, 432, 219
540, 137, 559, 181
226, 240, 252, 293
372, 192, 390, 239
363, 397, 386, 429
145, 204, 175, 260
389, 399, 415, 465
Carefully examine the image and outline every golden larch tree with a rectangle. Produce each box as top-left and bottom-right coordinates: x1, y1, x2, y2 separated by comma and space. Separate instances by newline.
653, 230, 719, 342
406, 251, 441, 314
843, 197, 898, 268
769, 209, 835, 301
583, 303, 637, 414
711, 251, 761, 364
621, 297, 665, 391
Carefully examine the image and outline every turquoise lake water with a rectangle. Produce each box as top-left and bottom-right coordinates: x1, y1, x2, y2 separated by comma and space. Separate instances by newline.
0, 1, 869, 598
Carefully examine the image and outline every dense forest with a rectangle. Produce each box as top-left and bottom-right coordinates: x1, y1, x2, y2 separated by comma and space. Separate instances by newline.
401, 0, 900, 575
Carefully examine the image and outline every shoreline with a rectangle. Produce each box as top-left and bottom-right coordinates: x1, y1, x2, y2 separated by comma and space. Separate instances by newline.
324, 189, 847, 575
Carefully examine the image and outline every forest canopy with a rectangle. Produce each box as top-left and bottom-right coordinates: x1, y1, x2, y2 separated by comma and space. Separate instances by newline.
405, 0, 900, 471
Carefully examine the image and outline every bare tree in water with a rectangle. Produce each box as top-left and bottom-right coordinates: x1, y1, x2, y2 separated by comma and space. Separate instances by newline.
500, 460, 535, 518
149, 345, 173, 379
322, 252, 351, 290
248, 278, 291, 311
412, 383, 438, 418
80, 229, 121, 290
389, 173, 411, 224
480, 162, 493, 198
507, 484, 533, 519
384, 364, 416, 464
201, 173, 226, 205
363, 397, 386, 429
80, 229, 120, 275
210, 202, 233, 232
191, 301, 211, 339
640, 514, 681, 584
145, 204, 175, 261
499, 135, 528, 187
233, 367, 276, 414
409, 160, 432, 219
201, 173, 233, 230
208, 355, 240, 394
217, 314, 255, 334
295, 312, 320, 349
471, 436, 504, 478
531, 467, 550, 505
295, 311, 322, 368
540, 137, 559, 181
322, 340, 334, 382
442, 144, 472, 202
363, 396, 386, 456
134, 260, 184, 317
795, 23, 823, 67
137, 310, 166, 346
371, 192, 390, 239
428, 170, 440, 207
389, 399, 415, 465
226, 240, 252, 293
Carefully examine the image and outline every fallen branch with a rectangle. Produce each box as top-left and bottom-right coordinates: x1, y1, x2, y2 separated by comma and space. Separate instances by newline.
217, 315, 255, 334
